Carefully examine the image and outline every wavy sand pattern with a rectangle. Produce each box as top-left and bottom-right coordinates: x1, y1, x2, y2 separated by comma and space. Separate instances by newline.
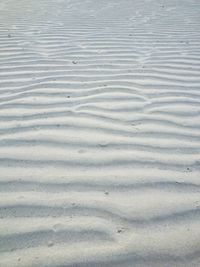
0, 0, 200, 266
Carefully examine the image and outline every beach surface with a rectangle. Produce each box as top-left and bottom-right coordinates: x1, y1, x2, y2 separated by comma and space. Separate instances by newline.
0, 0, 200, 266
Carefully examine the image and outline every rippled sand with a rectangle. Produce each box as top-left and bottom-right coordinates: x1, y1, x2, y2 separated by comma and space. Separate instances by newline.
0, 0, 200, 266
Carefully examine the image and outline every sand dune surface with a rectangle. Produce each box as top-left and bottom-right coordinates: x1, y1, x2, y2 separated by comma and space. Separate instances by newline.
0, 0, 200, 266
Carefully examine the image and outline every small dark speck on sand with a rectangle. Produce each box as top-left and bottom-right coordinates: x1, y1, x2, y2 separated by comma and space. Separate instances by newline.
47, 241, 54, 247
99, 142, 108, 147
117, 229, 122, 233
72, 61, 78, 64
8, 34, 11, 38
104, 191, 109, 195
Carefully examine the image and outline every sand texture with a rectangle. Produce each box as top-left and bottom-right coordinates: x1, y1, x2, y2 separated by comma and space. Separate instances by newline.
0, 0, 200, 266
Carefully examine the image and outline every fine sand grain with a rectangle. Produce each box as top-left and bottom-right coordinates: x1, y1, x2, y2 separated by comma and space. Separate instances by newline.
0, 0, 200, 266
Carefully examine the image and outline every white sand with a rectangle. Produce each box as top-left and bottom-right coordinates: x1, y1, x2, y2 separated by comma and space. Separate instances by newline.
0, 0, 200, 266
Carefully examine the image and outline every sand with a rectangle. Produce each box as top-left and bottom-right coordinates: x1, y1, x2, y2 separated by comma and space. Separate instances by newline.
0, 0, 200, 266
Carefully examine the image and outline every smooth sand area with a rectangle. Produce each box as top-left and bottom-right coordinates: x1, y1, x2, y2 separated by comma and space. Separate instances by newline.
0, 0, 200, 266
